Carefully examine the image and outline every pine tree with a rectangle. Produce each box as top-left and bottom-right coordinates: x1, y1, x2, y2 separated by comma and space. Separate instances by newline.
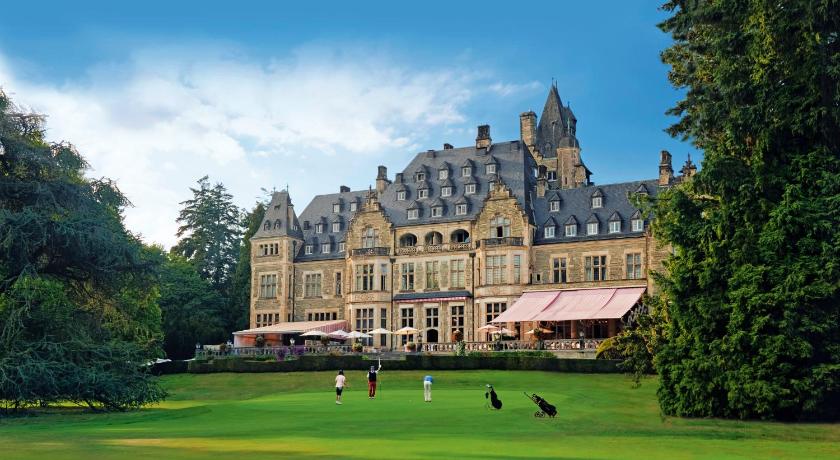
229, 202, 266, 331
655, 0, 840, 421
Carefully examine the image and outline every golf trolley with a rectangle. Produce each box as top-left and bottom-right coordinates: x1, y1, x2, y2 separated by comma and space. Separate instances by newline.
523, 392, 557, 418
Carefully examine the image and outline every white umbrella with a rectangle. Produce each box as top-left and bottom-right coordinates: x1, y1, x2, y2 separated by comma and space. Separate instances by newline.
492, 327, 515, 336
393, 326, 420, 335
347, 331, 372, 339
477, 324, 500, 331
328, 329, 349, 339
300, 330, 327, 337
525, 328, 552, 335
369, 328, 392, 335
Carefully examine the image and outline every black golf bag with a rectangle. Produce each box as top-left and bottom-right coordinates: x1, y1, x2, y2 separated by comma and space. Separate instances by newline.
485, 385, 502, 410
524, 392, 557, 418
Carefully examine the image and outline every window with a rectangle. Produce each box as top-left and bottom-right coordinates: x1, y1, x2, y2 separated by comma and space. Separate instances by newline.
465, 184, 476, 195
426, 307, 439, 329
380, 264, 388, 291
455, 203, 467, 215
338, 242, 346, 252
380, 308, 388, 346
432, 206, 443, 217
451, 305, 465, 336
350, 202, 358, 212
332, 222, 341, 232
513, 255, 521, 284
438, 169, 448, 180
425, 261, 439, 290
416, 172, 426, 181
400, 307, 415, 344
609, 220, 621, 233
304, 273, 322, 298
362, 227, 377, 248
305, 244, 313, 254
486, 164, 497, 174
544, 226, 555, 238
491, 216, 511, 238
408, 209, 419, 220
333, 203, 340, 213
450, 259, 465, 288
355, 264, 375, 291
626, 253, 643, 279
259, 274, 277, 298
335, 272, 342, 295
547, 170, 557, 181
485, 255, 507, 285
550, 200, 560, 212
552, 257, 568, 283
565, 224, 577, 237
632, 218, 644, 232
418, 188, 428, 199
397, 190, 406, 201
401, 263, 415, 290
355, 308, 374, 346
321, 243, 330, 253
587, 222, 599, 235
592, 196, 603, 208
315, 223, 323, 234
441, 186, 452, 197
293, 223, 299, 231
485, 302, 507, 324
585, 255, 608, 281
258, 243, 279, 256
462, 166, 471, 177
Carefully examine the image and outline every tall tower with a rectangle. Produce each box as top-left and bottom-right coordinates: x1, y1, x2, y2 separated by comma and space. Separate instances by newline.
249, 191, 303, 328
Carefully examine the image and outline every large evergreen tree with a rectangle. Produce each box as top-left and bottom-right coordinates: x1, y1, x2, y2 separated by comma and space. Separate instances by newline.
229, 202, 266, 331
655, 1, 840, 420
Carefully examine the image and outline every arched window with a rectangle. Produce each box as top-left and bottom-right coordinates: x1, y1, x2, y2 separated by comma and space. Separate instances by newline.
399, 233, 417, 247
491, 216, 511, 238
362, 227, 378, 248
451, 229, 470, 243
273, 219, 282, 229
425, 231, 443, 246
263, 221, 271, 230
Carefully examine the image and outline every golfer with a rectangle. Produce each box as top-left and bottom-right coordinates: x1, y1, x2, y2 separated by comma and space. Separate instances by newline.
423, 374, 434, 402
367, 364, 381, 399
335, 369, 346, 405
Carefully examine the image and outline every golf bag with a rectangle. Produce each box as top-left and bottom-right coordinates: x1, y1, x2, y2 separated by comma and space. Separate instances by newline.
485, 385, 502, 410
524, 392, 557, 418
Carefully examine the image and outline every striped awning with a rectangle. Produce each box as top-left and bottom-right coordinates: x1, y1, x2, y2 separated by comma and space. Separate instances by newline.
491, 287, 645, 323
232, 320, 347, 336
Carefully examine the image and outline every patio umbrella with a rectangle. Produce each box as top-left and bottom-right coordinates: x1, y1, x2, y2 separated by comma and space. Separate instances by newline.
524, 328, 552, 335
369, 328, 392, 335
477, 324, 499, 332
347, 331, 372, 339
328, 329, 349, 339
492, 327, 515, 336
300, 330, 328, 337
393, 326, 420, 335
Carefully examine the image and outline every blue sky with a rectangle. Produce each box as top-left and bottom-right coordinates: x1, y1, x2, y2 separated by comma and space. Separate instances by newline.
0, 1, 696, 247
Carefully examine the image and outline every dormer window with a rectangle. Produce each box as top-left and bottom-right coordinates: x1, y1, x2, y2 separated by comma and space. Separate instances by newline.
547, 171, 557, 181
609, 220, 621, 234
333, 203, 340, 213
441, 186, 452, 197
416, 172, 426, 182
465, 184, 476, 195
587, 222, 599, 235
431, 207, 443, 217
293, 223, 299, 231
565, 224, 577, 237
263, 221, 271, 230
338, 242, 346, 252
632, 218, 644, 232
462, 166, 471, 177
321, 243, 331, 254
305, 244, 313, 255
350, 202, 357, 212
486, 164, 496, 175
418, 189, 428, 199
592, 196, 602, 209
315, 223, 324, 234
408, 209, 419, 220
397, 191, 406, 201
455, 204, 467, 215
332, 222, 341, 233
544, 226, 555, 238
274, 219, 282, 229
549, 200, 560, 212
438, 169, 448, 180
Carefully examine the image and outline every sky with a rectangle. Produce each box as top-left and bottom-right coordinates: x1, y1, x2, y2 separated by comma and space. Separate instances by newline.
0, 1, 696, 248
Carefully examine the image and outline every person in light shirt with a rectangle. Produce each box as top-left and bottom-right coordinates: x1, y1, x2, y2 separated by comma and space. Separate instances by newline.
335, 370, 346, 405
423, 374, 434, 402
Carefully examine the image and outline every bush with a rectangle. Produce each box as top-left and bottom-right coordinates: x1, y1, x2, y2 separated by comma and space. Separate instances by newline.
406, 342, 417, 352
254, 335, 266, 348
595, 337, 622, 360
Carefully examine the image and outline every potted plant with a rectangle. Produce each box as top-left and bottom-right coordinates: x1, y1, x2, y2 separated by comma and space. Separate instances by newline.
254, 334, 266, 348
406, 341, 417, 352
319, 335, 330, 346
452, 330, 464, 343
533, 328, 545, 350
352, 342, 363, 353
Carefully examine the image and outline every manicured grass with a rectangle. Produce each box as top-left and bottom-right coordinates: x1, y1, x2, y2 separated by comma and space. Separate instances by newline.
1, 371, 838, 459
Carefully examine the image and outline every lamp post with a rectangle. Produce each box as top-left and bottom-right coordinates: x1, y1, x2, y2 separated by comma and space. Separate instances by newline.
195, 342, 201, 358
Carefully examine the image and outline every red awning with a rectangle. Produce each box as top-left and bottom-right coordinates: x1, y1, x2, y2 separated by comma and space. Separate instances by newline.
233, 320, 347, 336
491, 287, 645, 323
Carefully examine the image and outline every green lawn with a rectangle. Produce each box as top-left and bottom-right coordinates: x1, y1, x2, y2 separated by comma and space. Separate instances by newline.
1, 371, 838, 459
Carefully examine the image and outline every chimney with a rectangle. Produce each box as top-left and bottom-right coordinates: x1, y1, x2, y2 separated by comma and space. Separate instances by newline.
520, 111, 536, 147
658, 150, 674, 186
395, 173, 404, 183
426, 149, 436, 158
303, 220, 310, 230
476, 124, 491, 149
339, 185, 350, 193
376, 165, 391, 194
443, 143, 454, 150
536, 165, 547, 197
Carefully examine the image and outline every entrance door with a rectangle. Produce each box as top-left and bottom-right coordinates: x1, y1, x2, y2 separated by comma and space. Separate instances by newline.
426, 329, 439, 343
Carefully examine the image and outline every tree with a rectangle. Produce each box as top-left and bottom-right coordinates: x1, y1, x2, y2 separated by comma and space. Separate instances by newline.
229, 202, 266, 332
0, 90, 165, 412
655, 1, 840, 420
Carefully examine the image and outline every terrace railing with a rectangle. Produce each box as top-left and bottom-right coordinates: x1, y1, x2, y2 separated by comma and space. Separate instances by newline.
395, 242, 474, 256
416, 338, 603, 353
351, 247, 390, 257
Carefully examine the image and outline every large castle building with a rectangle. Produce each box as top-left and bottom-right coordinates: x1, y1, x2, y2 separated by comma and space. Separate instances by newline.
243, 84, 694, 348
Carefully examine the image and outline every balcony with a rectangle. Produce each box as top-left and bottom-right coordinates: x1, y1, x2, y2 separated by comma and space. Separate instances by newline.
395, 242, 474, 256
351, 246, 390, 257
480, 237, 524, 248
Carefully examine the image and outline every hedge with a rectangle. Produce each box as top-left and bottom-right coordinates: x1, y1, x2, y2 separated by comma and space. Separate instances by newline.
186, 354, 621, 374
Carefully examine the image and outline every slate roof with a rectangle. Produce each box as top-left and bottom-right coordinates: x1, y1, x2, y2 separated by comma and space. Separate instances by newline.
253, 191, 303, 239
536, 84, 580, 155
295, 189, 368, 261
532, 179, 659, 244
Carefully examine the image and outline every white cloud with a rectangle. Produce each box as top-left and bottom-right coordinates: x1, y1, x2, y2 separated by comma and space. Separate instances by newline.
488, 81, 541, 97
0, 45, 488, 247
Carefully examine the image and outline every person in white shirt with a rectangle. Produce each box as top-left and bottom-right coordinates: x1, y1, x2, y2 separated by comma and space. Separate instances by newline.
335, 370, 347, 405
